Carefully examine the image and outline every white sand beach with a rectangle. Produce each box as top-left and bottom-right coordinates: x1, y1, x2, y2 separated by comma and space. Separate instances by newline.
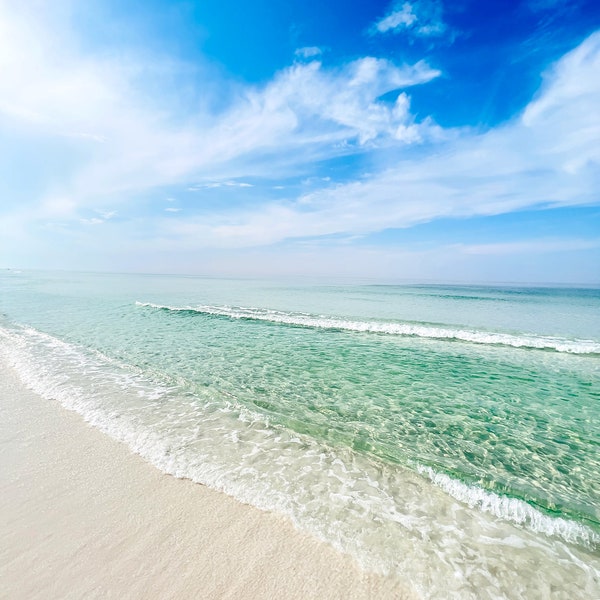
0, 355, 416, 600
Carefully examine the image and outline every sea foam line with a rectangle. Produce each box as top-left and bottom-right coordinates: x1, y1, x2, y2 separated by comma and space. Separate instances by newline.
136, 301, 600, 355
417, 466, 600, 549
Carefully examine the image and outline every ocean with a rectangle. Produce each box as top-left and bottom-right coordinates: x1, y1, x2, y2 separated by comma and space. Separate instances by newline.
1, 270, 598, 599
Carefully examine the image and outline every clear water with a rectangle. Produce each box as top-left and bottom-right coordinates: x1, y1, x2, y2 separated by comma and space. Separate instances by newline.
1, 270, 599, 599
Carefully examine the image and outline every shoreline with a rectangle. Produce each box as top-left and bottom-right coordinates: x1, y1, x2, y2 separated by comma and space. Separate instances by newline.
0, 355, 416, 599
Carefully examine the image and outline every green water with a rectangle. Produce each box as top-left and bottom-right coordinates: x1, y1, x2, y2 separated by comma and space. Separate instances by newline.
1, 270, 599, 598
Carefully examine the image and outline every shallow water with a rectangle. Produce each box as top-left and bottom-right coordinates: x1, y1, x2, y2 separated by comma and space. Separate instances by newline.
1, 270, 599, 598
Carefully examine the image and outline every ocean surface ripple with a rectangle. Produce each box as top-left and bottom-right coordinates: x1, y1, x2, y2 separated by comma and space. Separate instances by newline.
1, 272, 599, 599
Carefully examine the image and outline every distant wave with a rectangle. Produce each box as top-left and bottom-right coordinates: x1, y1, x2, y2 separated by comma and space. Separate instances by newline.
136, 302, 600, 355
417, 466, 599, 549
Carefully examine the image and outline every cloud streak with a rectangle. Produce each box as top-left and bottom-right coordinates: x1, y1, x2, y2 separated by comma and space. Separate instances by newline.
174, 31, 599, 248
457, 238, 600, 256
373, 1, 448, 38
295, 46, 323, 59
0, 2, 440, 225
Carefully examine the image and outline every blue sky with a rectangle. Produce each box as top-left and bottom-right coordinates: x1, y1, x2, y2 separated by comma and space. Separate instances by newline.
1, 0, 599, 283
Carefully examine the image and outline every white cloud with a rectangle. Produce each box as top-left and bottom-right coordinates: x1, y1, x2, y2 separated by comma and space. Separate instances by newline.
165, 207, 181, 213
375, 2, 418, 33
295, 46, 323, 59
373, 1, 447, 38
78, 209, 116, 225
0, 2, 439, 224
188, 181, 254, 190
250, 57, 440, 145
95, 210, 116, 220
171, 32, 600, 248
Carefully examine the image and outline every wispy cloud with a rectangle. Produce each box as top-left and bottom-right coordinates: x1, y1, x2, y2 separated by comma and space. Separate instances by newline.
95, 210, 116, 220
188, 181, 254, 190
374, 2, 418, 33
170, 32, 599, 247
457, 238, 600, 256
79, 209, 116, 225
295, 46, 323, 59
372, 1, 447, 38
0, 1, 440, 225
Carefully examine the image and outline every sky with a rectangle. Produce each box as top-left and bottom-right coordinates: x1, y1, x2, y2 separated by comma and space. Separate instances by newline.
1, 0, 599, 283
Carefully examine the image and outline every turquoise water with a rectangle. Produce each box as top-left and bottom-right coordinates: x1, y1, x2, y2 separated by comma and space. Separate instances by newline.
1, 270, 599, 598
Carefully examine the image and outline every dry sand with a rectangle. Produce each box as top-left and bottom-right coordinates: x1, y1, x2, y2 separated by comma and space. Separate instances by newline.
0, 356, 418, 599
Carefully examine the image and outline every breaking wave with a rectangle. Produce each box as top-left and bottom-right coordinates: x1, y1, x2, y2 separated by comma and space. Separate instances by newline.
136, 302, 600, 355
417, 466, 600, 549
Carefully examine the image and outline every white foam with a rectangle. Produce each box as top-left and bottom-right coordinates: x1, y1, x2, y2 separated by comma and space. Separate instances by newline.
417, 466, 600, 549
136, 301, 600, 355
2, 323, 600, 598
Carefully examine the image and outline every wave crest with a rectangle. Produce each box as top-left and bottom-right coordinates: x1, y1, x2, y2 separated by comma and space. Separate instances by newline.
136, 301, 600, 355
417, 466, 600, 549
